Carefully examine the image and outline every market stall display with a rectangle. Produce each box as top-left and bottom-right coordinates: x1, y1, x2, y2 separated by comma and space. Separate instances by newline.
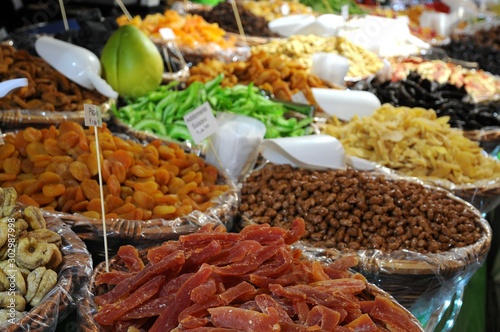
238, 163, 491, 330
0, 44, 109, 126
0, 187, 92, 331
114, 75, 314, 143
389, 56, 500, 103
0, 122, 238, 253
251, 35, 385, 81
187, 51, 334, 107
81, 219, 424, 331
321, 104, 500, 212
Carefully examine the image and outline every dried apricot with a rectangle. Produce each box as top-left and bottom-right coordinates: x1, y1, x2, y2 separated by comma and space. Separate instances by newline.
112, 202, 135, 215
59, 121, 84, 135
133, 191, 155, 210
86, 152, 100, 176
42, 183, 66, 197
17, 194, 39, 207
106, 174, 121, 197
71, 200, 89, 213
44, 138, 65, 156
57, 131, 80, 150
38, 171, 62, 185
133, 181, 159, 195
105, 195, 124, 212
81, 178, 100, 200
168, 177, 185, 194
87, 198, 106, 214
0, 173, 16, 181
82, 211, 100, 219
130, 165, 156, 178
3, 158, 21, 175
107, 150, 133, 170
31, 193, 55, 206
153, 205, 176, 216
110, 161, 127, 183
154, 168, 170, 186
26, 142, 48, 158
69, 161, 91, 181
22, 127, 43, 142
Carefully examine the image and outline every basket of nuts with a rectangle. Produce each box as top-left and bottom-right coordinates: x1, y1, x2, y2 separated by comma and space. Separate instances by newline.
0, 187, 93, 331
238, 163, 491, 330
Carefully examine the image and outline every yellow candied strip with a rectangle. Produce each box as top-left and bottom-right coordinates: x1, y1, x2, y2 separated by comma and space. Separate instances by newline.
322, 104, 500, 184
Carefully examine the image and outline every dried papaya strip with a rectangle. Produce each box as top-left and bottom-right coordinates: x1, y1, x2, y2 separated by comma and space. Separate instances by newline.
94, 274, 165, 325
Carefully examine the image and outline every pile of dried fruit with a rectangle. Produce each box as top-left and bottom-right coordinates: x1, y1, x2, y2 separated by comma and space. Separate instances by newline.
0, 122, 230, 220
0, 45, 108, 112
252, 35, 384, 79
189, 1, 279, 37
242, 0, 314, 21
353, 72, 500, 130
116, 10, 238, 50
240, 164, 483, 253
389, 56, 500, 103
0, 187, 62, 317
188, 51, 332, 106
321, 104, 500, 184
91, 219, 423, 331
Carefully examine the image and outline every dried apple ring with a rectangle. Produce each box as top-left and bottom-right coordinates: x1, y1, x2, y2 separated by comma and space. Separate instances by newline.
23, 205, 46, 230
15, 236, 53, 270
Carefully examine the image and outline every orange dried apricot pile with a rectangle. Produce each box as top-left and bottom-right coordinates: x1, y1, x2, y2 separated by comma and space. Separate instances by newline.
0, 121, 230, 220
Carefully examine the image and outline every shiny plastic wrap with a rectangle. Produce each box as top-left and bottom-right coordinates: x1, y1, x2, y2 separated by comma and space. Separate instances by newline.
0, 106, 111, 129
238, 162, 492, 332
0, 212, 93, 331
78, 221, 425, 332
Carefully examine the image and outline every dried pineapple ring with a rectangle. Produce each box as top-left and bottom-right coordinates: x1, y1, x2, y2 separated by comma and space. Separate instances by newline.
29, 269, 57, 307
23, 206, 46, 231
1, 188, 17, 218
29, 229, 62, 248
0, 223, 7, 248
0, 291, 26, 311
45, 244, 62, 270
15, 236, 53, 270
25, 266, 46, 304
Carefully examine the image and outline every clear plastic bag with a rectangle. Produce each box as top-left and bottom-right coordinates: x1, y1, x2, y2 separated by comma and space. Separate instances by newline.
0, 212, 93, 331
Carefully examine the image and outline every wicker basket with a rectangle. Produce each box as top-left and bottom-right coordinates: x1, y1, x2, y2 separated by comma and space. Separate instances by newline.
463, 126, 500, 154
0, 214, 93, 331
79, 244, 424, 332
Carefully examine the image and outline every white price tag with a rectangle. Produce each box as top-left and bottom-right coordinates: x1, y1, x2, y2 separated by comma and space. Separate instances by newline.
0, 129, 4, 145
291, 91, 309, 105
341, 5, 349, 21
84, 104, 103, 127
159, 28, 176, 41
184, 102, 218, 145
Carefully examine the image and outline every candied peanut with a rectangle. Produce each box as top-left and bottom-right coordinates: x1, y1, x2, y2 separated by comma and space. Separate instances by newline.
3, 158, 21, 174
69, 161, 91, 181
42, 183, 66, 197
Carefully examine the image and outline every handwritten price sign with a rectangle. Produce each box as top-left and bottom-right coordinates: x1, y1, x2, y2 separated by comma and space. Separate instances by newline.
84, 104, 103, 127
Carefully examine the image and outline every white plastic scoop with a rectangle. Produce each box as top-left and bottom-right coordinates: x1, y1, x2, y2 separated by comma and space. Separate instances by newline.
35, 36, 118, 99
0, 78, 28, 98
260, 134, 346, 170
312, 88, 381, 121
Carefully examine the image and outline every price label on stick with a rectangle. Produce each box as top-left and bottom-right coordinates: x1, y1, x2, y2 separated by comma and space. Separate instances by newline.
341, 5, 349, 21
0, 130, 4, 145
84, 104, 103, 127
184, 102, 219, 145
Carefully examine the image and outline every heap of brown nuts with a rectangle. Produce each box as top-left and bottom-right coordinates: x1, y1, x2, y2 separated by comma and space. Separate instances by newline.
239, 164, 483, 254
0, 187, 62, 320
